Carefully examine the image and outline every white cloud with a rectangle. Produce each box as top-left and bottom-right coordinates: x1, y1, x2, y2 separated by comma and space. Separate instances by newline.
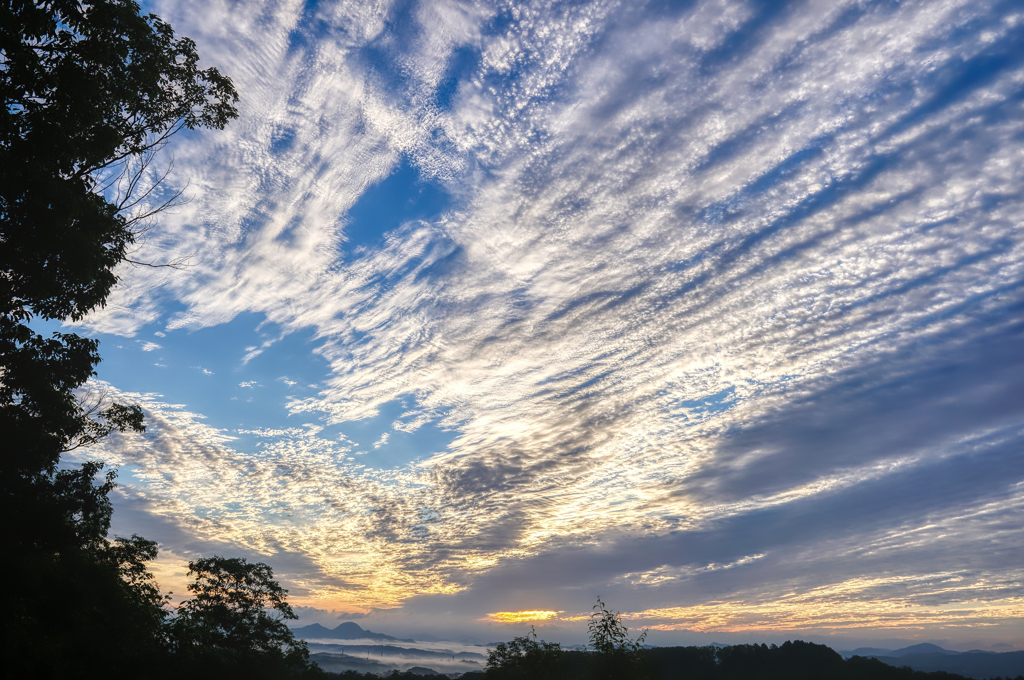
85, 382, 460, 608
619, 554, 768, 587
70, 0, 1024, 635
141, 341, 162, 352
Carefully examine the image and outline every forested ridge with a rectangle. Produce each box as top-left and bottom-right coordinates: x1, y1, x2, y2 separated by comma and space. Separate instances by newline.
471, 604, 1024, 680
480, 641, 1024, 680
310, 640, 1024, 679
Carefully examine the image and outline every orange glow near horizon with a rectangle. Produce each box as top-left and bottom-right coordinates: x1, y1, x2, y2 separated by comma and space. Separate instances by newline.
488, 610, 563, 623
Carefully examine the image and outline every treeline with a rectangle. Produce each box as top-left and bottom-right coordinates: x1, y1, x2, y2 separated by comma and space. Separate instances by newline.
479, 602, 1024, 680
517, 642, 1024, 680
291, 643, 1024, 680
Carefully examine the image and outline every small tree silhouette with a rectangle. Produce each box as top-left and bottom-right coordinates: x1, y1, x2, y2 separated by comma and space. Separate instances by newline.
485, 626, 563, 679
587, 597, 650, 680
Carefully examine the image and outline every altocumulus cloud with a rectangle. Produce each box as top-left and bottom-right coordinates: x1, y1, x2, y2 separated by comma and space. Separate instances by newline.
78, 0, 1024, 643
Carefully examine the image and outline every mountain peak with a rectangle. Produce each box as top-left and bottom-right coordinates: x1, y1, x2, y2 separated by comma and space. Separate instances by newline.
290, 621, 413, 643
891, 643, 959, 657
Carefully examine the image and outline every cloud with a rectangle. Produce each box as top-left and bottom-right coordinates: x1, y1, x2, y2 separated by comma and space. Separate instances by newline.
67, 0, 1024, 641
88, 382, 466, 609
140, 341, 162, 352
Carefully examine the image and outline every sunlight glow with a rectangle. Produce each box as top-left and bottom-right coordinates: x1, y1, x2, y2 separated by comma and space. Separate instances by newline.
488, 610, 563, 623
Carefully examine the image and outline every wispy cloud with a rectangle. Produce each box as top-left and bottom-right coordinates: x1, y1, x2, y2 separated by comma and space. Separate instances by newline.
71, 0, 1024, 641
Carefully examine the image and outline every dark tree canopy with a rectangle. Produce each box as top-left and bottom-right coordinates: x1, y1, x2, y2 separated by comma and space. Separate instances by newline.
174, 556, 304, 654
1, 0, 238, 553
1, 2, 239, 677
483, 637, 1003, 680
2, 0, 238, 319
485, 627, 564, 680
170, 557, 317, 679
9, 533, 170, 678
483, 601, 652, 680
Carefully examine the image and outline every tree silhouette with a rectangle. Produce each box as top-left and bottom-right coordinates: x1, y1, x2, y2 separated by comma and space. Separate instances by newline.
7, 531, 171, 678
586, 597, 651, 680
169, 557, 319, 679
1, 0, 235, 539
2, 2, 237, 676
485, 626, 564, 679
2, 0, 238, 553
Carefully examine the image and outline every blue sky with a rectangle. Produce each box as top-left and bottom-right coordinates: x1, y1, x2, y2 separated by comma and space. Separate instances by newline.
66, 0, 1024, 649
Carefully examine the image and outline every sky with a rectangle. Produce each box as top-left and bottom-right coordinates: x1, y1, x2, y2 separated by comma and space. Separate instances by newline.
61, 0, 1024, 651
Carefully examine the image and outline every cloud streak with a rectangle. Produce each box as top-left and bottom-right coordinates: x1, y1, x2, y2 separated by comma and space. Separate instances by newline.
73, 0, 1024, 644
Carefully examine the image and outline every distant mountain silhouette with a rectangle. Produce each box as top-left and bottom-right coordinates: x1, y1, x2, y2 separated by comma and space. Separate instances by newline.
840, 644, 1024, 679
844, 643, 961, 658
844, 647, 896, 658
290, 621, 414, 642
891, 643, 962, 656
875, 651, 1024, 679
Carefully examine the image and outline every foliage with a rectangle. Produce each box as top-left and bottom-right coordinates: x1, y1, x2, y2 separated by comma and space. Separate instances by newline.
169, 556, 317, 678
5, 533, 170, 678
485, 626, 564, 679
98, 533, 168, 611
1, 0, 238, 554
586, 597, 650, 680
0, 1, 322, 677
0, 330, 145, 545
490, 640, 1006, 680
1, 1, 241, 677
484, 600, 653, 680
